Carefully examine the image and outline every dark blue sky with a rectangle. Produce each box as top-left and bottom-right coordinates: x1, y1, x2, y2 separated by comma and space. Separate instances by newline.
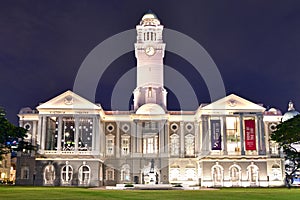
1, 0, 300, 124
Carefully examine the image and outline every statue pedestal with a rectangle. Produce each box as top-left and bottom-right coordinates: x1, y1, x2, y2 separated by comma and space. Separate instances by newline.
149, 172, 156, 185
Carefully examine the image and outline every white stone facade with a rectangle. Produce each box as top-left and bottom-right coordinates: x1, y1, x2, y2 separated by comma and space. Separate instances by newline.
16, 12, 284, 187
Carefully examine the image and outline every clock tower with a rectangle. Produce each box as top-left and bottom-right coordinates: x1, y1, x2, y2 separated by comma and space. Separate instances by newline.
133, 11, 167, 111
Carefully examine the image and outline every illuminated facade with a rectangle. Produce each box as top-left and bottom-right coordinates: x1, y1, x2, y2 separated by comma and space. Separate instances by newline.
16, 12, 285, 187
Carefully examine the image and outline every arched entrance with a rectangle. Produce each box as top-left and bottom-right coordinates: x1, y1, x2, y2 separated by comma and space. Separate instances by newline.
141, 159, 160, 184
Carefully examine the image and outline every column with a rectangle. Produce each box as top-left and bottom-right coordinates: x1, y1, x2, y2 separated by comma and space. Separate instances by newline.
19, 119, 24, 128
164, 121, 169, 154
201, 116, 209, 154
258, 114, 266, 155
57, 116, 63, 152
92, 116, 98, 152
74, 117, 79, 152
116, 122, 120, 158
194, 122, 200, 155
159, 121, 165, 153
32, 120, 37, 146
180, 121, 184, 157
255, 114, 261, 155
136, 121, 142, 153
31, 120, 37, 156
239, 114, 245, 155
100, 120, 105, 155
222, 116, 227, 155
37, 115, 42, 148
131, 120, 137, 153
41, 116, 47, 153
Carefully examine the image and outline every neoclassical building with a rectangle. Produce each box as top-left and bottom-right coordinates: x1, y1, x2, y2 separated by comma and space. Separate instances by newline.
16, 12, 285, 187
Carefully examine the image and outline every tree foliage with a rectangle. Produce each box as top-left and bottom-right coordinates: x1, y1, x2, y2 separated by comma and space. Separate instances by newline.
0, 107, 34, 160
271, 115, 300, 179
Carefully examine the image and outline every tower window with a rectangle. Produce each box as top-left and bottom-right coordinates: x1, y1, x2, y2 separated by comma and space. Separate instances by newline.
148, 87, 152, 98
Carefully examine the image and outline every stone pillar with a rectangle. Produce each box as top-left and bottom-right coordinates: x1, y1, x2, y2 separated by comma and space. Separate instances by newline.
19, 119, 24, 128
239, 114, 245, 155
116, 122, 120, 158
164, 121, 169, 154
100, 121, 105, 155
180, 121, 184, 157
222, 116, 227, 155
199, 120, 203, 155
131, 120, 137, 153
255, 115, 261, 155
32, 120, 37, 146
136, 121, 142, 153
159, 121, 165, 153
41, 116, 47, 153
92, 116, 98, 152
57, 116, 63, 152
201, 116, 209, 154
75, 117, 79, 152
194, 122, 200, 155
37, 115, 42, 148
258, 114, 266, 155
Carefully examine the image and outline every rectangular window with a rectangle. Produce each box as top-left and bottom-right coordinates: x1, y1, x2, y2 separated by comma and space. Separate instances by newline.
107, 169, 114, 180
78, 118, 93, 151
121, 137, 130, 156
62, 117, 75, 151
226, 117, 240, 154
143, 136, 158, 154
45, 117, 58, 150
106, 135, 115, 156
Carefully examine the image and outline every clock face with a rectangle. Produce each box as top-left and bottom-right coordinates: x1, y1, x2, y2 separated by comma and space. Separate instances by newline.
145, 46, 155, 56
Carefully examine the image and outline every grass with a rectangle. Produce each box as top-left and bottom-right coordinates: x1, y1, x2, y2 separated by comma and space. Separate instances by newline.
0, 186, 299, 200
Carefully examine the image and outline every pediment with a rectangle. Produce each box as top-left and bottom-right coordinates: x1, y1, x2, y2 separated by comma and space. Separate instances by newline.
37, 90, 102, 111
201, 94, 265, 113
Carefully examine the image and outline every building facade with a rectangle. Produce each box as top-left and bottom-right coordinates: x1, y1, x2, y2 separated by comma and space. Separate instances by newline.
16, 12, 285, 187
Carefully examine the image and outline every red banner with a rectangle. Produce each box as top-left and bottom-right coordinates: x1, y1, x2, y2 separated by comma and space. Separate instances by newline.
244, 120, 256, 151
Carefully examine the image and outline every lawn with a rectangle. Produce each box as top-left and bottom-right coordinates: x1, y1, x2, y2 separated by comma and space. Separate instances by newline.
0, 187, 299, 200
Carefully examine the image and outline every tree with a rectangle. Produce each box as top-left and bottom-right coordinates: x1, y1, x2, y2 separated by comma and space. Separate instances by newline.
271, 115, 300, 187
0, 107, 34, 160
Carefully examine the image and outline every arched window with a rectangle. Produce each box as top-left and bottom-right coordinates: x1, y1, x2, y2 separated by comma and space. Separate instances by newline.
170, 134, 179, 156
247, 163, 259, 185
185, 134, 195, 156
211, 163, 223, 186
44, 164, 55, 185
229, 164, 241, 186
78, 165, 90, 185
61, 164, 73, 185
121, 164, 130, 182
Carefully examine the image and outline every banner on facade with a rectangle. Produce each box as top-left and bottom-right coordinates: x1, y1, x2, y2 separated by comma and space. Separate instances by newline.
211, 120, 222, 150
244, 119, 256, 150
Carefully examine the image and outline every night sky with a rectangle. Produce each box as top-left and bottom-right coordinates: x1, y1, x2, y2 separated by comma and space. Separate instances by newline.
1, 0, 300, 124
